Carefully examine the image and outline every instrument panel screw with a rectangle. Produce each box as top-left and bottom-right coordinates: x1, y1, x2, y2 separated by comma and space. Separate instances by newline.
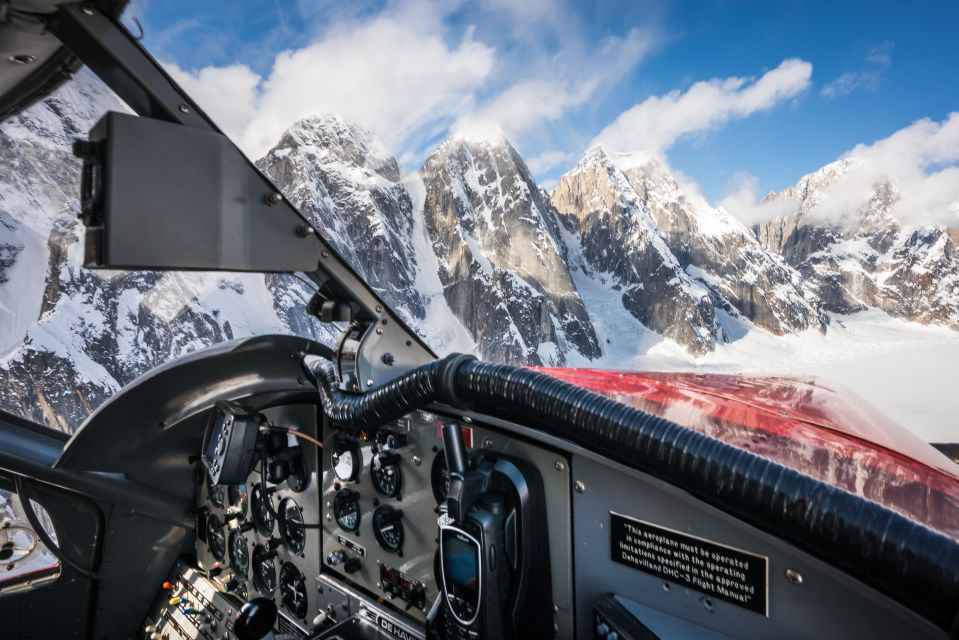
265, 192, 282, 206
322, 250, 330, 258
412, 455, 422, 466
366, 379, 374, 387
574, 481, 585, 493
375, 328, 383, 335
325, 514, 332, 521
8, 54, 36, 64
785, 568, 803, 585
376, 305, 383, 313
178, 104, 190, 113
483, 437, 494, 449
296, 225, 315, 238
554, 460, 566, 472
81, 5, 94, 15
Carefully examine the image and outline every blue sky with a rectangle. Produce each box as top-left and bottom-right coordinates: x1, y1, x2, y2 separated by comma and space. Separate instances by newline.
127, 0, 959, 207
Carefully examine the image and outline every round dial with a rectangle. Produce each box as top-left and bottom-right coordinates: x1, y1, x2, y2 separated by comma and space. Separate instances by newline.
251, 484, 275, 536
228, 483, 248, 517
280, 562, 308, 619
228, 530, 249, 576
372, 505, 404, 553
331, 439, 360, 483
207, 474, 225, 508
370, 453, 402, 498
332, 489, 361, 532
278, 498, 306, 554
431, 451, 450, 504
206, 515, 225, 561
251, 545, 278, 594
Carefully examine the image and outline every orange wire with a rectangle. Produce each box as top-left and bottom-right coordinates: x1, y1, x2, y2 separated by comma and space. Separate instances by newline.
287, 429, 323, 449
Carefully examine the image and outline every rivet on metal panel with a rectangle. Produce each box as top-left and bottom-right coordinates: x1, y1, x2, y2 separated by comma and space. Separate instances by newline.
366, 379, 374, 387
178, 103, 189, 113
412, 455, 422, 466
264, 192, 282, 206
785, 568, 803, 585
574, 481, 585, 493
81, 5, 95, 16
554, 460, 566, 472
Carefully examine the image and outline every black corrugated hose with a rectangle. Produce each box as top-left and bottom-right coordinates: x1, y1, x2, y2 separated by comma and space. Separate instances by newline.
307, 354, 959, 633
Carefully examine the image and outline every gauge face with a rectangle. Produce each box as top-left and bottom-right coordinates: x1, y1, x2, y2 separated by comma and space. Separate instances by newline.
207, 474, 225, 508
280, 562, 308, 619
228, 530, 249, 576
228, 483, 248, 517
332, 489, 361, 532
278, 498, 306, 554
431, 451, 450, 504
332, 439, 360, 482
370, 454, 402, 498
251, 545, 277, 594
206, 515, 225, 561
372, 505, 404, 553
251, 484, 275, 536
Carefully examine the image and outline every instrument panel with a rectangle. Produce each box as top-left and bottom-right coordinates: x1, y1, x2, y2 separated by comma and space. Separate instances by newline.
195, 404, 323, 637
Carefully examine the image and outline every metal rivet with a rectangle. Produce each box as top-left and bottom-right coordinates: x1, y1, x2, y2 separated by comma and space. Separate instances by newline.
366, 379, 374, 387
81, 5, 94, 15
701, 596, 714, 613
554, 460, 566, 472
574, 481, 585, 493
375, 305, 383, 313
785, 568, 803, 585
8, 54, 36, 65
296, 225, 315, 238
325, 514, 331, 521
463, 416, 472, 423
662, 582, 670, 591
412, 455, 422, 466
375, 328, 383, 335
322, 250, 330, 257
177, 103, 189, 113
264, 192, 282, 206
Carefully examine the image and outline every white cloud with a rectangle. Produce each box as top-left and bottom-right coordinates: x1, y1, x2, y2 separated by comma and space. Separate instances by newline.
165, 63, 260, 137
821, 43, 892, 98
526, 150, 575, 174
594, 58, 813, 154
455, 28, 657, 143
718, 172, 795, 226
167, 5, 496, 160
809, 112, 959, 227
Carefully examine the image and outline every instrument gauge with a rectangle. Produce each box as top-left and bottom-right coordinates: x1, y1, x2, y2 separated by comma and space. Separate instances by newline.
228, 483, 248, 517
280, 562, 308, 619
332, 438, 360, 483
372, 505, 404, 554
251, 484, 275, 536
332, 489, 361, 532
278, 498, 306, 554
228, 530, 249, 576
370, 453, 402, 498
251, 544, 278, 594
206, 515, 226, 561
207, 474, 225, 508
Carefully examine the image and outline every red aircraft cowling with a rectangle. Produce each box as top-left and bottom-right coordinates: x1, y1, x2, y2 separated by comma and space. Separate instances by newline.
535, 368, 959, 541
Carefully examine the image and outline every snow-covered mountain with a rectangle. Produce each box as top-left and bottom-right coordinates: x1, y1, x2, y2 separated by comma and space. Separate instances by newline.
551, 146, 825, 355
420, 135, 600, 364
3, 73, 958, 433
757, 160, 959, 330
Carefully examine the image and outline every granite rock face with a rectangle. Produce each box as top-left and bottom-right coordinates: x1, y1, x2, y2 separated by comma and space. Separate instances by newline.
420, 136, 601, 364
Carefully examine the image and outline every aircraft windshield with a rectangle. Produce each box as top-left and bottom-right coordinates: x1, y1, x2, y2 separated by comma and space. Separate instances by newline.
1, 3, 957, 449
